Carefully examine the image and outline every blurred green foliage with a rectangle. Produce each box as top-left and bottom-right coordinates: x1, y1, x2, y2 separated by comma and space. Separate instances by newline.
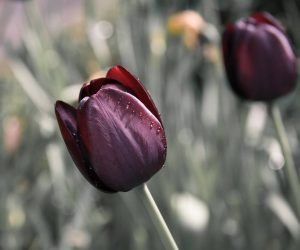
1, 0, 300, 249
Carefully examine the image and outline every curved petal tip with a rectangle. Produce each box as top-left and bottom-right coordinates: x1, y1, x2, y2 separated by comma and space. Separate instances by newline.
106, 65, 162, 124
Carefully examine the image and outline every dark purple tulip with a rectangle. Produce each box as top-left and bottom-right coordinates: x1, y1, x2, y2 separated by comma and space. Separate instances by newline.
55, 66, 167, 192
222, 12, 297, 101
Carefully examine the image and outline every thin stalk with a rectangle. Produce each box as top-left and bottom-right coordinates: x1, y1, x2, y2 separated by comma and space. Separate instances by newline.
138, 184, 179, 250
270, 104, 300, 219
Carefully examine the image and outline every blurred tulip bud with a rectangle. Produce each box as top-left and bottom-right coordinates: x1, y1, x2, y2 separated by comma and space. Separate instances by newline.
167, 10, 205, 48
55, 66, 167, 192
3, 116, 23, 154
222, 12, 297, 101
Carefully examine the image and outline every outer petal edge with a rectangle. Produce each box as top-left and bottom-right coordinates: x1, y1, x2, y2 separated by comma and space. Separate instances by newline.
106, 65, 163, 124
55, 101, 116, 192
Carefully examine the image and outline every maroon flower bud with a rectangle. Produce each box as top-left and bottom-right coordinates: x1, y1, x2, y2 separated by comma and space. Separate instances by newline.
55, 66, 167, 192
222, 12, 297, 101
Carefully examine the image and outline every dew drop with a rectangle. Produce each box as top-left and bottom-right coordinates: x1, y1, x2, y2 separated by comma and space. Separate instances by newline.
72, 133, 79, 142
150, 122, 154, 129
138, 112, 143, 119
126, 102, 131, 110
156, 126, 161, 134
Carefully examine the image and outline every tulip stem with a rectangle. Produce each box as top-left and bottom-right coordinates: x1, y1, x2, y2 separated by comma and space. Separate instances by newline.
270, 104, 300, 219
139, 184, 179, 250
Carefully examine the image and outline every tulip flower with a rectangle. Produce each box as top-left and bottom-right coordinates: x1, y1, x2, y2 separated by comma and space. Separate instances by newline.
55, 65, 167, 192
223, 12, 300, 222
222, 12, 297, 101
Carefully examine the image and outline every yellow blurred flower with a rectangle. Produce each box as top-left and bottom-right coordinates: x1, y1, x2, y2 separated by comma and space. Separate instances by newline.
167, 10, 205, 48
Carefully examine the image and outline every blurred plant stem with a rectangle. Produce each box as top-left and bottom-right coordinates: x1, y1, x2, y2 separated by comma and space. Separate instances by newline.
270, 104, 300, 221
138, 184, 179, 250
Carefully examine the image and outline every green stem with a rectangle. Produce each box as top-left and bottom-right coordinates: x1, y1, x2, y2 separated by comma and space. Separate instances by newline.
139, 184, 179, 250
270, 104, 300, 219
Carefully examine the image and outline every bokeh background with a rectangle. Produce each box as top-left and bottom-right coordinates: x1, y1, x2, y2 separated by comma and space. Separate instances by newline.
1, 0, 300, 249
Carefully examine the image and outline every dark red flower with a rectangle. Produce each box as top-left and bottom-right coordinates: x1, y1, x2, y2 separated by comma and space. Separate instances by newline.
55, 66, 167, 192
222, 12, 297, 101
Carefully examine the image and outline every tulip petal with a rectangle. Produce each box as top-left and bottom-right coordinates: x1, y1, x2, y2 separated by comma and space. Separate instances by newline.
106, 65, 162, 123
222, 15, 297, 101
251, 12, 285, 32
233, 23, 296, 100
77, 87, 167, 191
79, 78, 120, 101
222, 23, 243, 96
55, 101, 114, 192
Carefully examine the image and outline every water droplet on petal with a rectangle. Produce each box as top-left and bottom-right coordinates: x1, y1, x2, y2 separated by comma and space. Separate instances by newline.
126, 102, 131, 110
156, 126, 161, 134
150, 122, 154, 129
